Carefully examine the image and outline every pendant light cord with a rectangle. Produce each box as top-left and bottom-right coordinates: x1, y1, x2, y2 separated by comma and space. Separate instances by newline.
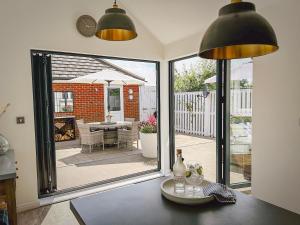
113, 0, 117, 7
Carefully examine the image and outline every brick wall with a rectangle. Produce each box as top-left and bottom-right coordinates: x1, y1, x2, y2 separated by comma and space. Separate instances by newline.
123, 85, 140, 121
52, 83, 140, 122
52, 83, 105, 123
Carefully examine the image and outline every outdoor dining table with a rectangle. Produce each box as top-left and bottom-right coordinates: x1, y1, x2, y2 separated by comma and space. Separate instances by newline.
88, 121, 132, 145
70, 177, 300, 225
88, 121, 132, 130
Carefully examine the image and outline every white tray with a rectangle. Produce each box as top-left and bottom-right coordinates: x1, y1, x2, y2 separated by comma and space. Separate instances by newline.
160, 178, 214, 205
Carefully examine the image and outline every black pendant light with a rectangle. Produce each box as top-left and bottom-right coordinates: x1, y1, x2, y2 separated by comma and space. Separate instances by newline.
199, 0, 279, 59
96, 0, 137, 41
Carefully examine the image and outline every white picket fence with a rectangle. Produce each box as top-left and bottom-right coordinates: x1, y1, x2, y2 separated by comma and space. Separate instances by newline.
230, 89, 252, 116
174, 89, 252, 137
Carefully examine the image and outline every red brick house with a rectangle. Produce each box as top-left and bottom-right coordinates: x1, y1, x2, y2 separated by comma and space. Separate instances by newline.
51, 54, 145, 125
52, 82, 140, 123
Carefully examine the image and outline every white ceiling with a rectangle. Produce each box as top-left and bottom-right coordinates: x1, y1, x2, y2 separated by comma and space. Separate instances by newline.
122, 0, 280, 45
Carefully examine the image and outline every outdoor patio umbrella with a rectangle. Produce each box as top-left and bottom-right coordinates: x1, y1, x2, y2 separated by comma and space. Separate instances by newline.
204, 62, 253, 84
68, 69, 145, 85
69, 69, 145, 116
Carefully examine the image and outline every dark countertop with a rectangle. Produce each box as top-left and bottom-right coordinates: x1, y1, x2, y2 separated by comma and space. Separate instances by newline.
70, 177, 300, 225
0, 150, 16, 181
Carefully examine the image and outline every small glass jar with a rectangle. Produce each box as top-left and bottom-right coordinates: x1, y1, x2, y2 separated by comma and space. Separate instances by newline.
185, 161, 204, 196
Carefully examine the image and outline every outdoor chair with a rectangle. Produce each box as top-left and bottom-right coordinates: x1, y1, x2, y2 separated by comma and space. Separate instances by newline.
76, 119, 84, 134
117, 122, 139, 150
76, 119, 84, 142
77, 123, 104, 153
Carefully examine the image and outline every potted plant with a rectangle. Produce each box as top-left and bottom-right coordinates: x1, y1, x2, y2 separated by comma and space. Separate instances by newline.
139, 115, 157, 158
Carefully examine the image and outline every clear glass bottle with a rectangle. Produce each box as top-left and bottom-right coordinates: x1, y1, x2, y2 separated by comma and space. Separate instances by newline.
173, 149, 186, 194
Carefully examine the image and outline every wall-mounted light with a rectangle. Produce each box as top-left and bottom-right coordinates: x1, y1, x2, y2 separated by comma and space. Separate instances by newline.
128, 89, 133, 94
129, 95, 133, 100
197, 85, 210, 99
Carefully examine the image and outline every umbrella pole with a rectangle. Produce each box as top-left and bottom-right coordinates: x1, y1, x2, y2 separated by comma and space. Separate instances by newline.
106, 80, 112, 122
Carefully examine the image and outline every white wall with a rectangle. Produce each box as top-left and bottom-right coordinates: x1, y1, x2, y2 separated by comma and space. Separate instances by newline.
164, 31, 204, 60
0, 0, 163, 211
159, 60, 171, 175
252, 0, 300, 214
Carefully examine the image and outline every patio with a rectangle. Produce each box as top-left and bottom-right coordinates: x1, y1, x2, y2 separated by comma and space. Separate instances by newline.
56, 134, 247, 190
176, 134, 248, 184
56, 139, 157, 190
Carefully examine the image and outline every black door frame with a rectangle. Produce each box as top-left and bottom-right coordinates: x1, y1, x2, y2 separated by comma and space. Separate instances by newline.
31, 49, 162, 197
216, 60, 230, 185
168, 55, 251, 188
168, 54, 199, 171
217, 60, 251, 189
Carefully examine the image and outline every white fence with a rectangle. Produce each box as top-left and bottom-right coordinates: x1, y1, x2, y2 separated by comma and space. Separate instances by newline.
174, 89, 252, 137
230, 89, 252, 116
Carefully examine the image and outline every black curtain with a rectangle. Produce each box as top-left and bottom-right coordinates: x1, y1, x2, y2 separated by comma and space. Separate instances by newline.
31, 53, 57, 196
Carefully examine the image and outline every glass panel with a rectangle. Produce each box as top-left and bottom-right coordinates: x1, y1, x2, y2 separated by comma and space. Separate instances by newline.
229, 59, 253, 185
108, 88, 121, 111
50, 53, 159, 191
173, 56, 217, 183
54, 91, 74, 112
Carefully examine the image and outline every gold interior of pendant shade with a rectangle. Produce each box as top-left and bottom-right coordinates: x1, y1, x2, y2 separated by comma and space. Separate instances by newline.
96, 29, 137, 41
200, 44, 278, 60
231, 0, 242, 3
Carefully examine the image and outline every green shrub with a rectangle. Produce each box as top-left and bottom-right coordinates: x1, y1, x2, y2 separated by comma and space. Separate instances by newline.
231, 116, 252, 124
140, 125, 156, 134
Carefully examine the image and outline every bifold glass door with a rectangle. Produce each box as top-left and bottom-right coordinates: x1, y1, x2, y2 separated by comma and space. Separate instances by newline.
229, 59, 253, 186
169, 56, 252, 189
215, 59, 252, 188
169, 56, 217, 183
32, 50, 161, 197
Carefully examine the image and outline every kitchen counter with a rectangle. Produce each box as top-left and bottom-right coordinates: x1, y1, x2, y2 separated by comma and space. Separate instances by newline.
70, 177, 300, 225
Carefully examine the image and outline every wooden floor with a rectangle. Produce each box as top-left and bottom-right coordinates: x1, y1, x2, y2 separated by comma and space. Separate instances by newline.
18, 201, 79, 225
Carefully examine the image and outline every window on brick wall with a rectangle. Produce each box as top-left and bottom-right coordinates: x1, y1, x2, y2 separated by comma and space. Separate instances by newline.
54, 91, 74, 112
108, 88, 121, 111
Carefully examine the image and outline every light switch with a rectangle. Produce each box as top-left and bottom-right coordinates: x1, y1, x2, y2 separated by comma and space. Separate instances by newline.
16, 116, 25, 124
